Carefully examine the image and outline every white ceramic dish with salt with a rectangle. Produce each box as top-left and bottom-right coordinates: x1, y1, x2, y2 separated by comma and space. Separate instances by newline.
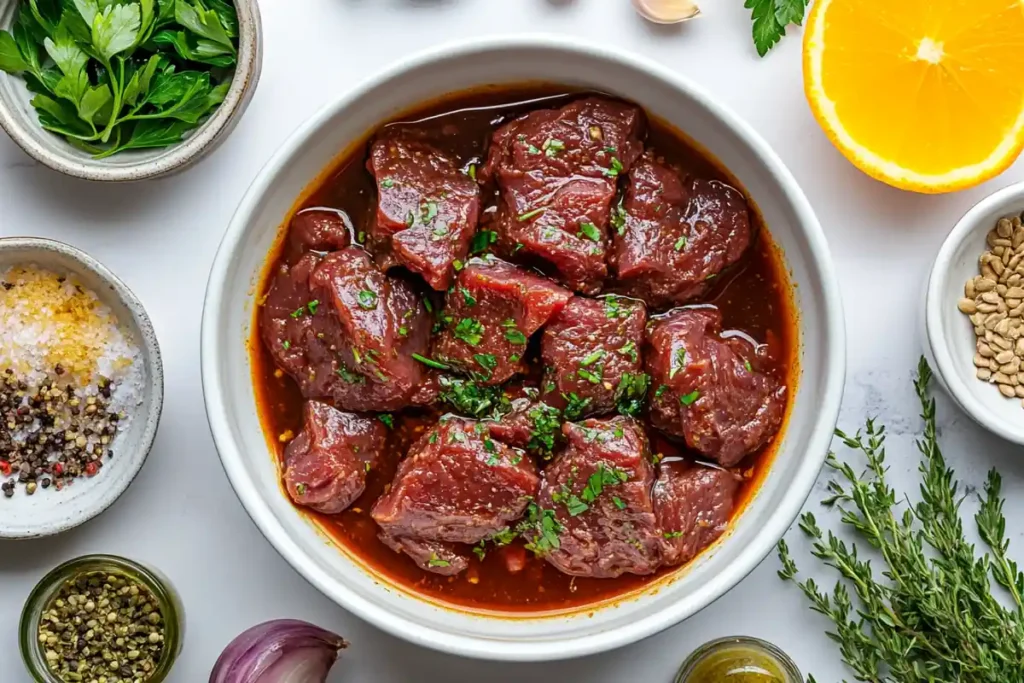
0, 237, 163, 539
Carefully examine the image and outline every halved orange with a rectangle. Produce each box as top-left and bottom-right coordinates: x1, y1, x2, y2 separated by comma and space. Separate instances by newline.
804, 0, 1024, 194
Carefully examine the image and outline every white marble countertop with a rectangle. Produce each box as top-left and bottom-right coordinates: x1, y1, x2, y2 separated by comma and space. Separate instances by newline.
3, 1, 1024, 681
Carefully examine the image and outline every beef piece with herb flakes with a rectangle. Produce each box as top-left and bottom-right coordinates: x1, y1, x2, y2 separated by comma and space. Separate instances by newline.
367, 132, 482, 290
260, 253, 325, 392
610, 154, 751, 309
531, 416, 662, 578
300, 247, 436, 411
283, 401, 388, 514
646, 308, 785, 467
431, 257, 572, 385
482, 97, 644, 294
488, 398, 565, 459
289, 208, 352, 252
540, 295, 647, 418
379, 535, 469, 577
371, 417, 540, 574
653, 460, 741, 566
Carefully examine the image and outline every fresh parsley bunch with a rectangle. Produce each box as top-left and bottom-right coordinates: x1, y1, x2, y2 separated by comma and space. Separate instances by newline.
0, 0, 238, 158
745, 0, 810, 57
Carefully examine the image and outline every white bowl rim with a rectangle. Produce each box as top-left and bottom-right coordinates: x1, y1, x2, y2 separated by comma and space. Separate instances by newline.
201, 34, 847, 661
926, 180, 1024, 445
0, 0, 262, 182
0, 235, 164, 538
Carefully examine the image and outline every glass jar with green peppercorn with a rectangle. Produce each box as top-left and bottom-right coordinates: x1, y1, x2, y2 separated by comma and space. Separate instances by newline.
19, 555, 184, 683
676, 636, 803, 683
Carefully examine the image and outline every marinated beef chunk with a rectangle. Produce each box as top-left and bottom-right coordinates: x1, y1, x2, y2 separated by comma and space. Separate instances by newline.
540, 295, 647, 418
379, 535, 469, 577
646, 308, 785, 467
483, 97, 644, 294
260, 253, 330, 395
372, 417, 539, 573
610, 154, 751, 308
653, 460, 741, 566
298, 247, 436, 411
532, 416, 662, 578
289, 208, 352, 252
431, 258, 572, 385
283, 401, 388, 514
487, 397, 564, 459
367, 133, 481, 290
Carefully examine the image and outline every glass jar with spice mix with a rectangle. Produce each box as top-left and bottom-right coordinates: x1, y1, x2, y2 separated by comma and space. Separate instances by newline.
19, 555, 184, 683
675, 636, 803, 683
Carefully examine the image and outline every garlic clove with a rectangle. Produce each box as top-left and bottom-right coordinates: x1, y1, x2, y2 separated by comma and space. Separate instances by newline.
632, 0, 701, 24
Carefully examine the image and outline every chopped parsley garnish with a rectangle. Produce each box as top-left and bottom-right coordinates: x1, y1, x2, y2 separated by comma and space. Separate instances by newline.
427, 553, 451, 568
336, 367, 365, 384
453, 259, 464, 271
663, 531, 683, 540
604, 296, 630, 319
357, 290, 378, 310
744, 359, 753, 372
352, 348, 362, 365
523, 403, 561, 458
513, 242, 525, 253
474, 353, 497, 372
473, 544, 487, 561
519, 503, 563, 556
564, 493, 590, 517
613, 496, 626, 510
412, 354, 451, 371
674, 236, 688, 251
295, 483, 307, 496
706, 273, 717, 281
517, 207, 547, 222
680, 390, 701, 406
378, 414, 394, 429
577, 366, 603, 385
306, 299, 320, 315
357, 231, 366, 244
604, 146, 617, 154
405, 211, 415, 228
527, 144, 541, 155
543, 138, 566, 157
611, 199, 627, 236
454, 318, 484, 346
510, 354, 521, 363
381, 178, 395, 188
422, 297, 433, 313
438, 376, 511, 419
602, 157, 624, 178
429, 431, 438, 445
562, 393, 593, 421
282, 340, 291, 350
578, 222, 601, 242
618, 340, 638, 363
398, 326, 409, 337
431, 225, 450, 240
615, 372, 650, 417
669, 348, 687, 379
655, 384, 668, 399
290, 307, 304, 319
580, 349, 606, 367
421, 200, 439, 223
581, 463, 630, 504
469, 230, 497, 255
505, 328, 527, 345
461, 288, 477, 307
467, 164, 477, 181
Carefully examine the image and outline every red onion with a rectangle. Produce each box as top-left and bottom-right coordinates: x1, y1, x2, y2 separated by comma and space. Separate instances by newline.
210, 619, 347, 683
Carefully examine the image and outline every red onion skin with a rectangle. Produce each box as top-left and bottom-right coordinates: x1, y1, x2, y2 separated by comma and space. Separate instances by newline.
210, 619, 347, 683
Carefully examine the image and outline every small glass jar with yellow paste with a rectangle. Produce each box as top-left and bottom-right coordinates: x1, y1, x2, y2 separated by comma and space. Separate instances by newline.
675, 636, 803, 683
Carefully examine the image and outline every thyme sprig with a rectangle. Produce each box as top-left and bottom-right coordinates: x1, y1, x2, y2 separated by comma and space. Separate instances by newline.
777, 358, 1024, 682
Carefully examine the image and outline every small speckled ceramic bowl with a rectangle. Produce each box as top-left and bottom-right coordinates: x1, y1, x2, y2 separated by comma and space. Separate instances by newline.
0, 0, 262, 182
924, 182, 1024, 446
0, 237, 164, 539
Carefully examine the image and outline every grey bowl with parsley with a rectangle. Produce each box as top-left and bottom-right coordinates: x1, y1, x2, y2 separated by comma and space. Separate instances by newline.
0, 0, 261, 181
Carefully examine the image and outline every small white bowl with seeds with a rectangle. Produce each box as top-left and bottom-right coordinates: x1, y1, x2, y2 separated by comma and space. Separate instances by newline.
926, 182, 1024, 445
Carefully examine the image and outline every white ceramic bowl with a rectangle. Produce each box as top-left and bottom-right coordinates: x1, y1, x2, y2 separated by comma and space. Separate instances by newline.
925, 182, 1024, 445
0, 0, 262, 182
0, 237, 163, 539
202, 37, 846, 661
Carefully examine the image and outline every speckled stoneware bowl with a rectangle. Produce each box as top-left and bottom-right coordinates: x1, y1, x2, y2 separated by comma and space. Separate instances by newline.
0, 237, 163, 539
0, 0, 262, 182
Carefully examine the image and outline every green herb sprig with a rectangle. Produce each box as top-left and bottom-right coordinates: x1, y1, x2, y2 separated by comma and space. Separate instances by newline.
777, 358, 1024, 682
0, 0, 238, 157
744, 0, 809, 57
